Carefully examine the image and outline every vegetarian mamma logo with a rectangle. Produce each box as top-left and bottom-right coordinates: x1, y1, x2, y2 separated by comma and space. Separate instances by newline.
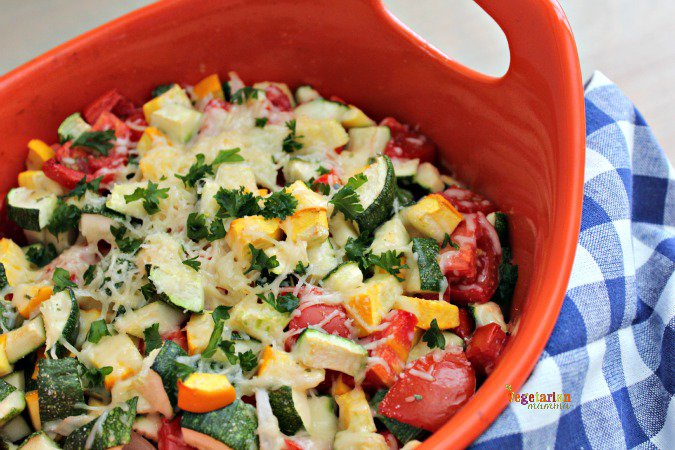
506, 385, 572, 410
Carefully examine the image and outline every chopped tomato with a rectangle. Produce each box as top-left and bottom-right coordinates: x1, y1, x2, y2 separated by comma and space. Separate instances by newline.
439, 214, 478, 280
314, 171, 341, 188
204, 98, 231, 112
125, 110, 148, 142
285, 303, 354, 351
92, 111, 131, 140
43, 158, 96, 190
380, 117, 437, 163
379, 430, 399, 450
465, 323, 507, 376
449, 213, 502, 304
364, 310, 418, 388
83, 89, 137, 123
265, 85, 293, 112
441, 187, 496, 214
162, 329, 189, 352
329, 95, 347, 105
158, 416, 195, 450
450, 308, 474, 340
378, 350, 476, 432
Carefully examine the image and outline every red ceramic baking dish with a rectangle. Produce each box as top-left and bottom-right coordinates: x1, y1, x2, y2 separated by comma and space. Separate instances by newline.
0, 0, 584, 447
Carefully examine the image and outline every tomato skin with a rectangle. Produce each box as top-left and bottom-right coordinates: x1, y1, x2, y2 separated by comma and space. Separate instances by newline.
380, 117, 437, 163
378, 350, 476, 432
285, 303, 354, 351
364, 310, 418, 388
265, 85, 293, 112
450, 308, 474, 340
441, 187, 496, 215
162, 329, 189, 352
466, 323, 507, 376
158, 416, 195, 450
439, 214, 478, 280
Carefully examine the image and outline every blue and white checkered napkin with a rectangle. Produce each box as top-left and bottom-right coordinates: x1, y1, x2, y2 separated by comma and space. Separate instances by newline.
472, 72, 674, 449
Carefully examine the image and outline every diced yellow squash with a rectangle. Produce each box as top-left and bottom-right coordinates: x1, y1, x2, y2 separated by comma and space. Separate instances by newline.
402, 194, 463, 242
341, 106, 375, 128
335, 388, 376, 433
0, 239, 33, 287
394, 296, 459, 329
186, 312, 214, 355
257, 346, 325, 390
296, 117, 349, 154
193, 74, 225, 101
226, 216, 281, 262
334, 431, 388, 450
17, 171, 64, 196
0, 335, 13, 377
136, 126, 171, 154
142, 84, 192, 122
281, 207, 329, 245
17, 286, 53, 319
178, 372, 236, 413
25, 391, 40, 430
26, 139, 55, 170
257, 189, 269, 197
286, 180, 328, 209
331, 373, 353, 397
139, 146, 193, 181
80, 334, 143, 390
345, 275, 401, 337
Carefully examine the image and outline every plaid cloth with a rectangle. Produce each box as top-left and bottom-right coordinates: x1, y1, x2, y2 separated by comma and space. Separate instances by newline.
472, 72, 674, 449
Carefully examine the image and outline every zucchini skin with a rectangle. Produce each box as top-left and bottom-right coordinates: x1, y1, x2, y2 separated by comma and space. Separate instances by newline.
0, 264, 7, 290
50, 288, 80, 358
37, 358, 85, 422
268, 386, 303, 435
181, 399, 259, 450
355, 156, 396, 235
63, 397, 137, 450
412, 237, 444, 292
150, 340, 187, 407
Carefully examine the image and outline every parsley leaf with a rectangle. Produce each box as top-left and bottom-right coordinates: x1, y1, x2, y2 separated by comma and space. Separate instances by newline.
346, 173, 368, 190
441, 233, 459, 250
329, 174, 367, 220
176, 149, 244, 188
124, 181, 169, 215
182, 256, 201, 272
80, 365, 113, 389
422, 319, 446, 350
64, 176, 103, 200
231, 87, 263, 104
72, 130, 116, 156
492, 247, 518, 315
83, 264, 96, 286
52, 267, 76, 292
47, 200, 81, 235
245, 244, 279, 275
282, 120, 303, 153
212, 148, 244, 165
207, 219, 227, 241
261, 189, 297, 220
368, 250, 408, 281
212, 305, 232, 323
238, 350, 258, 372
316, 166, 331, 176
218, 339, 239, 365
256, 292, 299, 313
174, 361, 195, 381
255, 117, 268, 128
311, 180, 331, 195
110, 225, 143, 254
215, 187, 262, 218
186, 212, 208, 241
152, 83, 174, 98
143, 323, 162, 355
202, 306, 231, 358
87, 319, 110, 344
25, 243, 57, 268
344, 234, 373, 273
294, 261, 309, 275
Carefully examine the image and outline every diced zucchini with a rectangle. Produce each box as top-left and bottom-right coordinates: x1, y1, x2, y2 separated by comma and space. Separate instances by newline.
295, 99, 349, 122
37, 358, 84, 422
1, 416, 31, 444
292, 329, 367, 378
150, 104, 202, 143
63, 398, 137, 450
407, 332, 464, 362
57, 113, 91, 143
306, 396, 338, 445
370, 216, 410, 255
114, 301, 186, 338
0, 379, 25, 426
142, 84, 192, 122
352, 155, 396, 234
402, 193, 463, 242
410, 237, 444, 293
322, 262, 363, 292
415, 162, 444, 193
339, 126, 390, 178
469, 301, 507, 332
257, 346, 325, 391
181, 400, 258, 450
6, 188, 58, 232
2, 372, 23, 392
329, 212, 359, 248
228, 298, 290, 343
149, 263, 204, 313
4, 317, 46, 363
17, 431, 60, 449
0, 300, 21, 333
0, 239, 33, 290
40, 289, 79, 358
295, 85, 321, 104
150, 341, 187, 408
392, 158, 420, 179
267, 386, 310, 435
105, 182, 148, 218
283, 158, 321, 184
75, 308, 102, 348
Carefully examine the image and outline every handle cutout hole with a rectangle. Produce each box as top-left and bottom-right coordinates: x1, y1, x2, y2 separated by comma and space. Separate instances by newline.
382, 0, 510, 77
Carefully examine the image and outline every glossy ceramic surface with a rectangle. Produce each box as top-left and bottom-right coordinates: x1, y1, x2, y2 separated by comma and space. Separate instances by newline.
0, 0, 585, 447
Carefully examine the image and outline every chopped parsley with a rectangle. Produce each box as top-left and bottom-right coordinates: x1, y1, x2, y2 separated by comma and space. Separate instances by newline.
329, 173, 367, 220
202, 306, 232, 358
261, 189, 297, 220
256, 292, 300, 313
441, 233, 459, 250
244, 244, 280, 275
52, 267, 76, 292
143, 323, 163, 355
176, 149, 244, 188
87, 319, 110, 344
182, 256, 201, 272
83, 264, 96, 286
316, 166, 331, 176
186, 212, 209, 241
368, 250, 408, 281
215, 187, 262, 218
64, 176, 103, 200
25, 243, 57, 268
231, 86, 263, 104
80, 365, 113, 389
294, 261, 309, 275
212, 305, 232, 323
255, 117, 268, 128
238, 350, 258, 372
124, 180, 169, 215
71, 130, 116, 156
110, 225, 143, 254
492, 246, 519, 315
344, 234, 373, 273
174, 361, 196, 381
422, 319, 446, 350
47, 200, 81, 235
282, 119, 303, 153
311, 180, 331, 195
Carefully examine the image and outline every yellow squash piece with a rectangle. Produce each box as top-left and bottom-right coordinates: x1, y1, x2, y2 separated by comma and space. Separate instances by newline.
394, 296, 459, 329
0, 238, 33, 287
136, 126, 171, 154
0, 335, 13, 377
17, 286, 53, 319
25, 391, 40, 430
402, 193, 463, 242
257, 346, 325, 390
345, 275, 401, 337
177, 372, 236, 413
335, 388, 376, 433
281, 207, 329, 245
185, 312, 215, 355
17, 171, 63, 195
25, 139, 55, 170
193, 74, 225, 101
226, 216, 282, 262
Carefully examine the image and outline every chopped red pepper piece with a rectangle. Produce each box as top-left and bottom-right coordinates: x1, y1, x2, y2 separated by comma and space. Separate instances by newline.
465, 322, 507, 376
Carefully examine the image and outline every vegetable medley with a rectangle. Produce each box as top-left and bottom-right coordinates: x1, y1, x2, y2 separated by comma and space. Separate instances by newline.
0, 72, 518, 450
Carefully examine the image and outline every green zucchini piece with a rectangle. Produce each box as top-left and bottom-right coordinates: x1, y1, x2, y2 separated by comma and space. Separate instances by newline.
295, 85, 321, 104
181, 400, 258, 450
0, 265, 7, 291
322, 261, 363, 292
0, 416, 31, 444
268, 386, 310, 435
469, 301, 507, 332
305, 396, 338, 444
0, 379, 25, 426
58, 112, 91, 143
488, 211, 509, 247
4, 317, 46, 364
371, 390, 429, 444
412, 237, 444, 292
17, 431, 60, 449
40, 288, 79, 358
295, 98, 349, 121
6, 188, 58, 232
63, 397, 137, 450
353, 155, 396, 234
150, 341, 187, 407
149, 263, 204, 312
37, 358, 84, 422
414, 162, 444, 193
0, 300, 21, 333
292, 329, 367, 378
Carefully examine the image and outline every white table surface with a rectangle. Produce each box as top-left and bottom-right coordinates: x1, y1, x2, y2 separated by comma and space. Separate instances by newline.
1, 0, 672, 161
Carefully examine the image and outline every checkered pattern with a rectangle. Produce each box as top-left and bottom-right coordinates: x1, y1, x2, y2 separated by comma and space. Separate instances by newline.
472, 72, 675, 449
